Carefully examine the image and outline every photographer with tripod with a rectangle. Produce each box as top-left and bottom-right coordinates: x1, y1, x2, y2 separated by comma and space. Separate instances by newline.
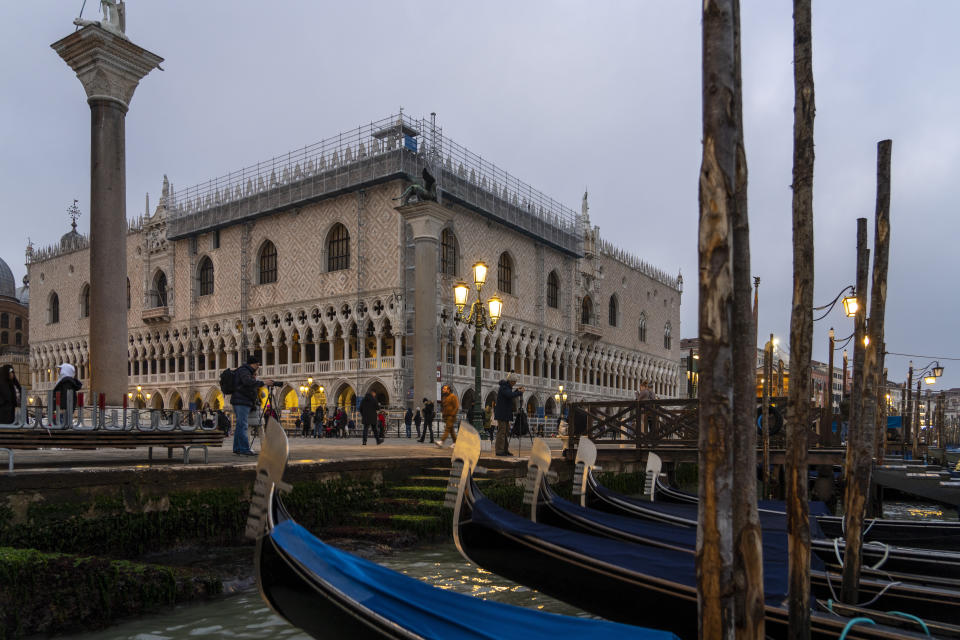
229, 355, 278, 456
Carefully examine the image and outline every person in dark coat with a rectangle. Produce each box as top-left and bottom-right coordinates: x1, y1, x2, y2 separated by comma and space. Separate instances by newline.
417, 398, 435, 443
494, 372, 524, 456
313, 405, 325, 437
0, 364, 21, 425
300, 406, 313, 437
359, 391, 382, 445
52, 363, 82, 425
404, 407, 413, 438
414, 408, 422, 440
229, 355, 273, 456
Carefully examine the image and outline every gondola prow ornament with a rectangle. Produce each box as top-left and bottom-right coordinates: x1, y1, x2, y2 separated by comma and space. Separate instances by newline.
245, 416, 292, 540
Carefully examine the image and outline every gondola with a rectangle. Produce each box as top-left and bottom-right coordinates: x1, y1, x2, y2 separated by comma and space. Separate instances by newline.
449, 424, 932, 639
652, 462, 960, 552
644, 458, 960, 580
248, 418, 678, 640
529, 440, 960, 626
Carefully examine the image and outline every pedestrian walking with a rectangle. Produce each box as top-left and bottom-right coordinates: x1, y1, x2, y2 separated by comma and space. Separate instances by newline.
313, 405, 325, 437
414, 408, 422, 440
360, 391, 382, 445
483, 401, 495, 441
300, 406, 313, 437
52, 363, 82, 422
494, 372, 523, 456
404, 406, 413, 438
417, 398, 435, 443
436, 384, 460, 448
229, 355, 273, 456
0, 364, 22, 425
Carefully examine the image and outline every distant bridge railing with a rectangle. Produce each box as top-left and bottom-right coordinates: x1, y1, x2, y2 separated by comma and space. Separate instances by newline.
568, 399, 699, 448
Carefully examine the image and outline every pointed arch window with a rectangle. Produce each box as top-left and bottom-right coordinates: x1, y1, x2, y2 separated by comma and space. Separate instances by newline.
638, 313, 647, 343
664, 322, 672, 350
497, 252, 513, 294
198, 257, 214, 296
126, 278, 131, 309
81, 284, 91, 318
581, 295, 593, 325
547, 271, 559, 308
608, 294, 619, 327
327, 223, 350, 272
258, 240, 278, 284
152, 271, 168, 307
49, 292, 60, 324
441, 229, 458, 276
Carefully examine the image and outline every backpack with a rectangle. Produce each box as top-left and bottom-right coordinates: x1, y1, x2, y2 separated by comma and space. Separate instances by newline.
219, 368, 236, 395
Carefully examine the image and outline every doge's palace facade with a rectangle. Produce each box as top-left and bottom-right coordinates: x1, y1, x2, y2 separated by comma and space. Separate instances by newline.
27, 114, 681, 415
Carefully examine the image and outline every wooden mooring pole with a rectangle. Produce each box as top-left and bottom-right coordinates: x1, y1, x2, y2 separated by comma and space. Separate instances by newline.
786, 1, 815, 633
842, 140, 892, 604
697, 0, 740, 635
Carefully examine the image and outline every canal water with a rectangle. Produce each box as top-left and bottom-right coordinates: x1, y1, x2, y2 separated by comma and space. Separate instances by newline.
66, 545, 594, 640
65, 500, 957, 639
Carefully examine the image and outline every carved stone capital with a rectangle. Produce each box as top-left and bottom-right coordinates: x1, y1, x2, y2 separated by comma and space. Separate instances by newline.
396, 201, 451, 241
51, 24, 163, 108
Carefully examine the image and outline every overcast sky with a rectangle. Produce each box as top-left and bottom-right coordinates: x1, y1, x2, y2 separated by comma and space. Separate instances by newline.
2, 2, 958, 390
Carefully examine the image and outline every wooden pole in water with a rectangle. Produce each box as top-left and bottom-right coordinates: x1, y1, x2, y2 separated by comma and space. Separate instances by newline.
843, 141, 892, 591
786, 1, 815, 631
697, 0, 738, 634
913, 379, 922, 460
730, 1, 765, 635
904, 365, 914, 456
762, 336, 772, 496
840, 218, 870, 604
826, 329, 835, 442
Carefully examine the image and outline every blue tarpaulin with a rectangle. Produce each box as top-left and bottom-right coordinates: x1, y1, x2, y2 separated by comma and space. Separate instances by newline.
887, 415, 903, 429
271, 519, 678, 640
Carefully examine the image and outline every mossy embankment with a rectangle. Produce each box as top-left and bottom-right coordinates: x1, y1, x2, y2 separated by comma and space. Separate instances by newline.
0, 460, 537, 639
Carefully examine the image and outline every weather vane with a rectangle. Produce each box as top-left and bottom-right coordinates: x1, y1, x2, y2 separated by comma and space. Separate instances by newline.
67, 199, 82, 231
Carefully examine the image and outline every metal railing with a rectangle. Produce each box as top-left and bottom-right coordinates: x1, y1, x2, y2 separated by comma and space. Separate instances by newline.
167, 113, 583, 255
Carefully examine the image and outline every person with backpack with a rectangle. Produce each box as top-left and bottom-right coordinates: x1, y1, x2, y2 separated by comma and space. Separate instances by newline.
359, 390, 382, 445
494, 372, 524, 456
226, 355, 274, 456
417, 397, 435, 443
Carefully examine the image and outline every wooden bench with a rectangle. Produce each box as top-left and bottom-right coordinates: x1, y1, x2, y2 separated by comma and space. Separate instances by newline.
0, 428, 226, 471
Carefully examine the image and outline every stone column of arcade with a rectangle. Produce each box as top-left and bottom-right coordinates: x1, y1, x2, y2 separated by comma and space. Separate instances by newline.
52, 24, 162, 405
397, 202, 450, 409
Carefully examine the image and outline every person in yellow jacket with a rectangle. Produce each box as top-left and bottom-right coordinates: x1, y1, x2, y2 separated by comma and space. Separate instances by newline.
436, 384, 460, 448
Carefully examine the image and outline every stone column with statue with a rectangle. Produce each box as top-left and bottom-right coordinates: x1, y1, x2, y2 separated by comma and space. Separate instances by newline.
52, 4, 162, 405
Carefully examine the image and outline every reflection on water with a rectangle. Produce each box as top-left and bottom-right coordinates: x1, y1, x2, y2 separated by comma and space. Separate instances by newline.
64, 546, 591, 640
883, 500, 958, 521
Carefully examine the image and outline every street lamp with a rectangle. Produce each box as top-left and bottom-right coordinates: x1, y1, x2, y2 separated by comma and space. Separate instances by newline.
453, 261, 504, 432
128, 387, 150, 409
908, 360, 945, 458
554, 384, 568, 418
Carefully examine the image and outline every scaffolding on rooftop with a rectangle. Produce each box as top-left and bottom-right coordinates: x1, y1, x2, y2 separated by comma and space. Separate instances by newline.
166, 113, 583, 256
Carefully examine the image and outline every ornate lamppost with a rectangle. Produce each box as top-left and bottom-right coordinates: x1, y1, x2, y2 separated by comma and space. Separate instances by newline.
554, 384, 568, 428
453, 262, 504, 432
127, 385, 151, 409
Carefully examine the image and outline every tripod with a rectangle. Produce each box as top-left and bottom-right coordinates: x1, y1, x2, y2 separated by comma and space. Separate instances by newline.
250, 386, 281, 450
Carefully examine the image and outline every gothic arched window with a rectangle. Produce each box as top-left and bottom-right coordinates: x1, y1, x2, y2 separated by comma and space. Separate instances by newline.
638, 313, 647, 343
441, 229, 458, 276
497, 252, 513, 294
126, 278, 131, 309
258, 240, 278, 284
49, 292, 60, 324
327, 223, 350, 272
81, 283, 91, 318
581, 295, 593, 325
664, 322, 672, 350
547, 271, 559, 309
608, 294, 619, 327
152, 271, 168, 307
198, 257, 214, 296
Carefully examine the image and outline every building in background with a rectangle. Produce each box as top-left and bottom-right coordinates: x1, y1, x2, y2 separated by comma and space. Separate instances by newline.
0, 257, 29, 389
27, 114, 682, 416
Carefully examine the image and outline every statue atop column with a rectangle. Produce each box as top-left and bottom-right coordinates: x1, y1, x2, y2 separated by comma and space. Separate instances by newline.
395, 167, 437, 206
74, 0, 127, 39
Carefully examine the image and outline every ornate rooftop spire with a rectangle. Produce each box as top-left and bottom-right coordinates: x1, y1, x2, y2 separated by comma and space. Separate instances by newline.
67, 199, 81, 232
